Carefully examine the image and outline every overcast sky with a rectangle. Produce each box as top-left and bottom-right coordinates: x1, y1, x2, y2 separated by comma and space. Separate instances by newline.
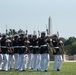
0, 0, 76, 38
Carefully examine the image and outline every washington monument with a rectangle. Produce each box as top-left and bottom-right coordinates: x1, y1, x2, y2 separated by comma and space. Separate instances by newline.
48, 16, 52, 36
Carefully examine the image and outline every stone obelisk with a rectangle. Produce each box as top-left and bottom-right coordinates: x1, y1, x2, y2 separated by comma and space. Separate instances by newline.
48, 16, 52, 36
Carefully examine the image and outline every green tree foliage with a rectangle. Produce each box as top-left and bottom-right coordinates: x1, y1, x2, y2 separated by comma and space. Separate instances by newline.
71, 42, 76, 55
64, 37, 76, 55
65, 37, 76, 45
60, 37, 67, 44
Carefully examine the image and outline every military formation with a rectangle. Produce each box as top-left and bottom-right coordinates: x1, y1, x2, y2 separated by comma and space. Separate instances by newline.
0, 32, 64, 72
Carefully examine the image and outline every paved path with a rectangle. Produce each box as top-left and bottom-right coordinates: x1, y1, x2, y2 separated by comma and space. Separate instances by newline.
64, 60, 76, 62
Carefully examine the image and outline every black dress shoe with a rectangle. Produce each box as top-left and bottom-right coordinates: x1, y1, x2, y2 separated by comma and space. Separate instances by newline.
37, 69, 39, 71
22, 70, 26, 71
45, 70, 47, 72
57, 69, 60, 71
15, 69, 18, 71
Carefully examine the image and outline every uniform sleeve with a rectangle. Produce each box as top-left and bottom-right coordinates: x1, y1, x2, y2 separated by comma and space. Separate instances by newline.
38, 38, 41, 47
47, 38, 51, 44
59, 40, 64, 47
50, 39, 52, 42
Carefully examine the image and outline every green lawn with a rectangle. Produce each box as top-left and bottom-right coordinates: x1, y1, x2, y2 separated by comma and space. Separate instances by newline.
0, 62, 76, 75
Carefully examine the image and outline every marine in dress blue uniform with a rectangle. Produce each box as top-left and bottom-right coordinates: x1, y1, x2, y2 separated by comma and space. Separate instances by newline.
13, 35, 19, 70
18, 33, 27, 71
1, 35, 9, 71
38, 32, 50, 72
51, 35, 64, 71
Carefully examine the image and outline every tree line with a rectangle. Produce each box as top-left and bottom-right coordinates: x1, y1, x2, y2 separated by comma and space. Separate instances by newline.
60, 37, 76, 55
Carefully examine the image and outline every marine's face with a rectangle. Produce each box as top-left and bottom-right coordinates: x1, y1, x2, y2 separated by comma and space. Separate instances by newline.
53, 36, 58, 40
3, 35, 6, 38
20, 35, 24, 38
33, 36, 36, 40
28, 35, 32, 39
41, 34, 45, 38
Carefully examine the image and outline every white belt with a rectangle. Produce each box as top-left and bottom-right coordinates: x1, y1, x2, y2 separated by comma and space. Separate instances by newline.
19, 46, 25, 48
1, 46, 7, 48
41, 45, 47, 47
54, 47, 59, 48
29, 46, 33, 47
33, 46, 39, 48
14, 46, 19, 48
0, 46, 13, 48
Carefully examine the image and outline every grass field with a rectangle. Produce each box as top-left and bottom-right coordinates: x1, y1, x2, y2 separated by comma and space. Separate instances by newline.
0, 62, 76, 75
